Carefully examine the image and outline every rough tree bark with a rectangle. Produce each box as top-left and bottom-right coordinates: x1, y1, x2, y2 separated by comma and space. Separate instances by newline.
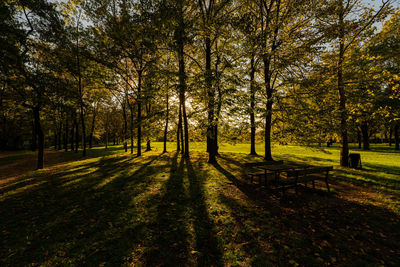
177, 23, 189, 158
263, 56, 273, 161
177, 101, 182, 152
70, 116, 74, 151
337, 6, 349, 167
33, 107, 44, 169
122, 100, 128, 152
395, 122, 399, 150
64, 115, 68, 152
250, 55, 257, 155
163, 92, 169, 153
137, 70, 142, 157
361, 122, 370, 150
88, 110, 96, 149
75, 117, 79, 153
31, 118, 37, 151
76, 15, 86, 157
205, 36, 217, 163
57, 116, 62, 150
130, 104, 134, 154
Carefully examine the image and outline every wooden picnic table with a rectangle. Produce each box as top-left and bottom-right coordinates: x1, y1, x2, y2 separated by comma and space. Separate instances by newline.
256, 164, 306, 185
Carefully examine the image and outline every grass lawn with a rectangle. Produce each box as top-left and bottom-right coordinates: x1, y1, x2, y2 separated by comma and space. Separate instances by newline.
1, 142, 399, 266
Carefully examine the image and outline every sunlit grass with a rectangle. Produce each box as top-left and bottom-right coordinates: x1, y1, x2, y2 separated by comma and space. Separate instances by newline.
0, 143, 399, 265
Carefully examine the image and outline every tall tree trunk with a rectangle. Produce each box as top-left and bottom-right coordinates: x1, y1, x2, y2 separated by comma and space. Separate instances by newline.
76, 18, 86, 157
180, 104, 184, 155
105, 112, 109, 149
178, 32, 189, 158
163, 92, 169, 153
361, 122, 370, 150
122, 101, 128, 152
58, 118, 62, 150
130, 104, 134, 154
215, 52, 222, 156
250, 55, 257, 155
89, 111, 96, 149
31, 118, 37, 151
64, 116, 68, 152
54, 126, 58, 150
395, 122, 399, 150
137, 71, 142, 157
33, 107, 44, 169
205, 37, 216, 163
75, 117, 79, 153
338, 7, 349, 167
177, 101, 182, 152
70, 117, 74, 151
263, 57, 273, 161
389, 125, 392, 146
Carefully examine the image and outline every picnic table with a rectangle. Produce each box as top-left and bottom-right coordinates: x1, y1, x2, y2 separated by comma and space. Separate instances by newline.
248, 163, 333, 194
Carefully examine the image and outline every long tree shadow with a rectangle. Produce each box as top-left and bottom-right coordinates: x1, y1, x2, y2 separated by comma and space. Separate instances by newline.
144, 153, 191, 266
0, 153, 163, 266
186, 158, 223, 266
212, 158, 400, 265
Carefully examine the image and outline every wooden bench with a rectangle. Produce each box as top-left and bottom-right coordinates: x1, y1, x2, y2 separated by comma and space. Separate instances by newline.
245, 160, 283, 185
282, 166, 333, 194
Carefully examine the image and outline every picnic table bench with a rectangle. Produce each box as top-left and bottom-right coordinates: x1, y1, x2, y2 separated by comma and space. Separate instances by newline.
247, 163, 333, 194
245, 160, 283, 184
283, 166, 333, 193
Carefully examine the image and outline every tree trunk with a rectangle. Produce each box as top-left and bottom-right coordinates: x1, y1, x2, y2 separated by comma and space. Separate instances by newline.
58, 119, 62, 150
89, 111, 96, 148
180, 105, 184, 155
337, 8, 349, 167
31, 118, 37, 151
70, 118, 74, 151
163, 93, 169, 153
389, 126, 392, 146
122, 101, 128, 152
130, 104, 134, 154
64, 115, 68, 152
263, 57, 273, 161
137, 71, 142, 157
178, 35, 189, 158
79, 104, 86, 156
395, 122, 399, 150
33, 107, 44, 169
250, 55, 257, 155
76, 20, 86, 157
205, 37, 216, 163
361, 122, 370, 150
54, 127, 58, 150
105, 112, 109, 149
177, 101, 182, 152
75, 117, 79, 153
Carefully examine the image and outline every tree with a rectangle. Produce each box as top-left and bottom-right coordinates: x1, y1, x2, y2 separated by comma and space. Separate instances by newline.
316, 0, 391, 166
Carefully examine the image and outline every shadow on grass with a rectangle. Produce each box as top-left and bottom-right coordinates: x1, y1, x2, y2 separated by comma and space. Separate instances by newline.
0, 152, 163, 266
186, 158, 223, 266
213, 154, 400, 266
143, 153, 191, 265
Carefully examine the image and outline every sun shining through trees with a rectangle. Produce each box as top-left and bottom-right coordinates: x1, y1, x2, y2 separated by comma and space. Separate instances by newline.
1, 0, 400, 266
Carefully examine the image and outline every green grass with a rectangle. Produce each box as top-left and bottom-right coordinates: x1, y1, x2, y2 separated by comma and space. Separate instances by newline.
1, 142, 399, 266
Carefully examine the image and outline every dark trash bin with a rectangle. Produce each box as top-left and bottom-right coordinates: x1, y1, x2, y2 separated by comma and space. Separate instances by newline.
349, 153, 362, 169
